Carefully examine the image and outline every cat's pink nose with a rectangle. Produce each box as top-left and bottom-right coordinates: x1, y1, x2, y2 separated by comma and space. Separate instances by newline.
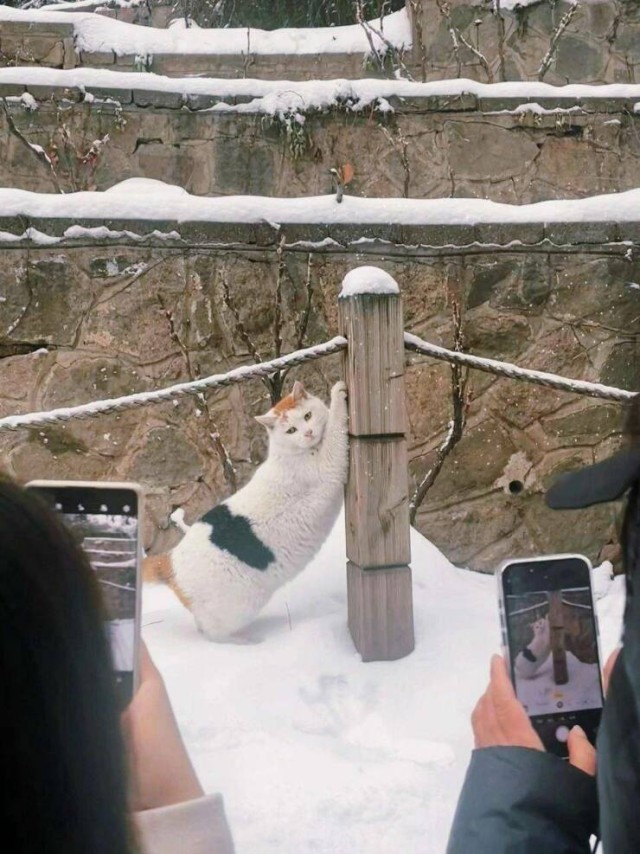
305, 430, 313, 438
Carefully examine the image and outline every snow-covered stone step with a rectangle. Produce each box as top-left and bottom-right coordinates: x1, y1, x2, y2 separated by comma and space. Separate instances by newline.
0, 6, 411, 81
0, 180, 638, 254
2, 70, 640, 202
2, 67, 640, 113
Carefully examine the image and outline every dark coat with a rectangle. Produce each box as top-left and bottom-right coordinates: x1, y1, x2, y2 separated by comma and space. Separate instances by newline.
447, 746, 597, 853
447, 485, 640, 854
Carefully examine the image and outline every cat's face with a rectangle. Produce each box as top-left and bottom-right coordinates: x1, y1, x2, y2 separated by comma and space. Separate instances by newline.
531, 617, 548, 636
255, 382, 329, 455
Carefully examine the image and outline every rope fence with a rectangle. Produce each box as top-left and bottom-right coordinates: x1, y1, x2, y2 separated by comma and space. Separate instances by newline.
0, 330, 633, 434
0, 336, 347, 433
404, 332, 635, 403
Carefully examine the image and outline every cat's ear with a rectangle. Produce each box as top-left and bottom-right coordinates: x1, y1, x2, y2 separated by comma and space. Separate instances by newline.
255, 413, 277, 429
292, 381, 308, 403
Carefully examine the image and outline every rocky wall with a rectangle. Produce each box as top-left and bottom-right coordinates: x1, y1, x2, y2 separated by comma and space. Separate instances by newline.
411, 0, 640, 84
3, 1, 640, 84
2, 89, 640, 203
0, 17, 381, 80
0, 234, 636, 571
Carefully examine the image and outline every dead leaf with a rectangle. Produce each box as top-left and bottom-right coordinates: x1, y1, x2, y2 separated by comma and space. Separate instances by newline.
339, 163, 354, 185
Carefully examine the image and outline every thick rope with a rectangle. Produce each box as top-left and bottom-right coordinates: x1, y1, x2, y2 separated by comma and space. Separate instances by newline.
404, 332, 635, 402
0, 337, 347, 433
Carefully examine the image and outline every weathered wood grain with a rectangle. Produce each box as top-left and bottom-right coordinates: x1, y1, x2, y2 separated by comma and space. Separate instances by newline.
347, 562, 415, 662
549, 590, 569, 685
345, 436, 411, 568
338, 293, 406, 437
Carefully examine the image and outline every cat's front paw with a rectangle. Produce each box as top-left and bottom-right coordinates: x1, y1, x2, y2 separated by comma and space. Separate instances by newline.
331, 381, 348, 405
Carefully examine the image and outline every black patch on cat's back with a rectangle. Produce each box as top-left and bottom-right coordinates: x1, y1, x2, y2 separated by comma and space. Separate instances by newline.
201, 504, 275, 571
521, 647, 537, 663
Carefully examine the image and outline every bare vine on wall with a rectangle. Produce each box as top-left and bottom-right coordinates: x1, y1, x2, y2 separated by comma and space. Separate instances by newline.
156, 291, 239, 493
0, 95, 125, 192
537, 1, 581, 81
435, 0, 494, 83
355, 0, 415, 80
432, 0, 585, 85
409, 284, 469, 524
408, 0, 427, 82
219, 246, 315, 406
1, 98, 63, 193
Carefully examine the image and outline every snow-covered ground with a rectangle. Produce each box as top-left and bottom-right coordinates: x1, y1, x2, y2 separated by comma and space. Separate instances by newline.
142, 512, 625, 854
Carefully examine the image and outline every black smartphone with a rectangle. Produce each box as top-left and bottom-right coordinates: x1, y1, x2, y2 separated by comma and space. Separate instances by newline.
27, 480, 142, 710
497, 554, 604, 758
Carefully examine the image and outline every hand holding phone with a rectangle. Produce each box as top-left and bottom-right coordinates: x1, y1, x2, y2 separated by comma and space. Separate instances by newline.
122, 641, 204, 811
497, 554, 604, 758
472, 654, 597, 775
27, 480, 142, 709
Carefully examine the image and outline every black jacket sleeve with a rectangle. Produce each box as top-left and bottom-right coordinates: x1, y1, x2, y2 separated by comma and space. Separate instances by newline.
447, 746, 598, 854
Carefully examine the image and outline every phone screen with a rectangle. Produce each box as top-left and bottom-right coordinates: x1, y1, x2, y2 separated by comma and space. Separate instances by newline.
500, 555, 603, 755
28, 482, 141, 709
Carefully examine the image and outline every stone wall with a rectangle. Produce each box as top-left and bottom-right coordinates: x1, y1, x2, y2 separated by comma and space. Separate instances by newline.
411, 0, 640, 84
2, 1, 640, 572
0, 220, 636, 570
2, 1, 640, 84
2, 85, 640, 202
0, 16, 386, 80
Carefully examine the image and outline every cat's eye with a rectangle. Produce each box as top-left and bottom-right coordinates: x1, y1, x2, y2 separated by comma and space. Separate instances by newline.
304, 412, 312, 421
286, 427, 297, 434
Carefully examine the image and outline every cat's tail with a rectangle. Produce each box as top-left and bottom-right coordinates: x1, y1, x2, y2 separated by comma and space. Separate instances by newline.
143, 552, 192, 610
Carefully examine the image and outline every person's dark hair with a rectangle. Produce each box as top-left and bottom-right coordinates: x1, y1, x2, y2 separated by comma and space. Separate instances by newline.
0, 477, 135, 854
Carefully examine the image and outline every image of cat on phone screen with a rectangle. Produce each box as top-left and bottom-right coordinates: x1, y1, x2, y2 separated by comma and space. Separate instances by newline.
144, 380, 349, 640
506, 589, 602, 716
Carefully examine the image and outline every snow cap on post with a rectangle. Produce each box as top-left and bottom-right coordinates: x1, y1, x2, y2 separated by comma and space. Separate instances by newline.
339, 266, 400, 299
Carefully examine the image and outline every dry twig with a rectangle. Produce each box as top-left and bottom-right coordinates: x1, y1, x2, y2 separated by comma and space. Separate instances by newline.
409, 291, 468, 523
1, 98, 64, 193
157, 292, 238, 492
538, 2, 581, 81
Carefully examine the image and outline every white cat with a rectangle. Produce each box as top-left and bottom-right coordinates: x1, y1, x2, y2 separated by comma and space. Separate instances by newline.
513, 616, 551, 679
144, 380, 349, 640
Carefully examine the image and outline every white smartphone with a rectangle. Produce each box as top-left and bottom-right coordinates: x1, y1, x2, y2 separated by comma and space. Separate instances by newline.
27, 480, 143, 709
497, 554, 604, 757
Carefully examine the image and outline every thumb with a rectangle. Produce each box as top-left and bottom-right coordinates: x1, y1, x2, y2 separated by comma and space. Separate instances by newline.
567, 725, 596, 776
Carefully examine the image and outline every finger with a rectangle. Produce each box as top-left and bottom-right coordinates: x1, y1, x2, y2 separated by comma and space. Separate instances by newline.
567, 725, 597, 776
488, 654, 544, 751
489, 654, 517, 706
488, 655, 526, 725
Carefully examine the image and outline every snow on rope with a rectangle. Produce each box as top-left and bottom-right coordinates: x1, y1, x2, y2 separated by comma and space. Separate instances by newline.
404, 333, 634, 403
0, 337, 347, 433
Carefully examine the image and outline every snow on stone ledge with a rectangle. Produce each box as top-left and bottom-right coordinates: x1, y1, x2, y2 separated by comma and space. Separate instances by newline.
340, 266, 399, 298
0, 5, 411, 57
1, 178, 640, 228
3, 67, 640, 107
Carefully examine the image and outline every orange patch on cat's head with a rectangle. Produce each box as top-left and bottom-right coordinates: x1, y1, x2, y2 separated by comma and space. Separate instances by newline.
274, 381, 308, 414
273, 394, 297, 415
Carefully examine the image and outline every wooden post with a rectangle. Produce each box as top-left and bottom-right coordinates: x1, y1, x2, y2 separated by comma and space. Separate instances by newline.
548, 591, 568, 685
338, 267, 414, 662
